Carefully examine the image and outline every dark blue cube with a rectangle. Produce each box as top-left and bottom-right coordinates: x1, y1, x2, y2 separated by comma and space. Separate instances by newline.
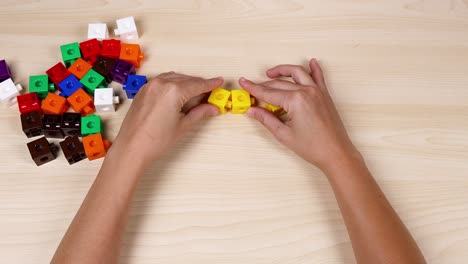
123, 74, 147, 99
58, 75, 83, 97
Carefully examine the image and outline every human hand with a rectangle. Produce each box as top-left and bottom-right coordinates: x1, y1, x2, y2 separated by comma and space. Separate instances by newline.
239, 59, 359, 172
111, 72, 223, 167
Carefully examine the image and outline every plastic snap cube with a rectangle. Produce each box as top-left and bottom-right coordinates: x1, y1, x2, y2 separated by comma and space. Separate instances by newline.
0, 60, 12, 82
17, 92, 41, 114
123, 74, 147, 99
58, 75, 83, 97
114, 16, 139, 43
101, 39, 121, 59
67, 88, 95, 116
207, 87, 231, 114
80, 38, 101, 65
68, 58, 92, 79
0, 78, 23, 106
80, 69, 106, 94
82, 133, 110, 160
81, 114, 102, 136
231, 89, 254, 114
41, 93, 68, 115
60, 42, 81, 67
94, 88, 119, 113
110, 59, 135, 84
120, 43, 144, 68
88, 23, 109, 40
46, 62, 71, 86
27, 137, 58, 166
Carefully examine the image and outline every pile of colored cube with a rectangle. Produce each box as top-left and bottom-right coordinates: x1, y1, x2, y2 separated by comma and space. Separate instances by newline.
3, 16, 149, 166
1, 15, 287, 166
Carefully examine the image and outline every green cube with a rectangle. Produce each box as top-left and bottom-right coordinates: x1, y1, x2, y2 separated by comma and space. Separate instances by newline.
29, 75, 54, 98
81, 114, 102, 136
80, 69, 107, 94
60, 42, 81, 67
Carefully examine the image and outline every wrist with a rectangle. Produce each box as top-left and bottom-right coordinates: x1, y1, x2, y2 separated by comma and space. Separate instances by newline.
103, 141, 149, 179
321, 145, 366, 179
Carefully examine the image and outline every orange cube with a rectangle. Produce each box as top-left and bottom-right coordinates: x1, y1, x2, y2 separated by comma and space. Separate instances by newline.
119, 43, 144, 68
67, 88, 95, 116
82, 133, 111, 160
68, 58, 92, 79
41, 93, 68, 115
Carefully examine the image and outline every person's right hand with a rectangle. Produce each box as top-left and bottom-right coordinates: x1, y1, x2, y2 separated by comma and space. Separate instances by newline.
239, 59, 360, 172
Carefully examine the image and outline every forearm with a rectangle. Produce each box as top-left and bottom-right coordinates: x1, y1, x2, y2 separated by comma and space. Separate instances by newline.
51, 145, 146, 264
324, 151, 426, 264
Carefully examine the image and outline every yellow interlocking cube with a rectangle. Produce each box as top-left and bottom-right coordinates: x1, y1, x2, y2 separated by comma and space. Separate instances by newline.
208, 87, 231, 114
231, 89, 255, 114
265, 102, 285, 115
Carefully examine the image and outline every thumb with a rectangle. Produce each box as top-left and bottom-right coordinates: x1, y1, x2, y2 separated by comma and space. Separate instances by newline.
246, 107, 291, 143
181, 103, 218, 131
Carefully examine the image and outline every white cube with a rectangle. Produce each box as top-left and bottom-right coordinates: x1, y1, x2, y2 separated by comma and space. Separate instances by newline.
94, 88, 119, 113
114, 16, 139, 43
88, 23, 109, 40
0, 78, 22, 107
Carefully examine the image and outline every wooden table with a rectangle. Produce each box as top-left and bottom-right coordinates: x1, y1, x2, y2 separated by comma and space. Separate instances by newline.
1, 1, 467, 263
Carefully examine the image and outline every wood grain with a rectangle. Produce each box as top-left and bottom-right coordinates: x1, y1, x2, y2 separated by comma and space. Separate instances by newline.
0, 1, 467, 263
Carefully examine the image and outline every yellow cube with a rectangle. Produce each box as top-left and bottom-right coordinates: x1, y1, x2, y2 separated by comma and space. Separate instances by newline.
208, 87, 231, 114
265, 103, 285, 115
231, 89, 254, 114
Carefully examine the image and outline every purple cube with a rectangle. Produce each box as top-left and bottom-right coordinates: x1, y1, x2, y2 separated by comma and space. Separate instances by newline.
0, 60, 12, 82
110, 59, 135, 84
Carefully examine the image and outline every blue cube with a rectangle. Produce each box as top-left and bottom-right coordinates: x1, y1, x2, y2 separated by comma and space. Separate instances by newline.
58, 75, 83, 97
123, 74, 147, 99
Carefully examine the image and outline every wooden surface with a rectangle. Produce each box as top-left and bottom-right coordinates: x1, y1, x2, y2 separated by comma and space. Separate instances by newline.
1, 1, 468, 263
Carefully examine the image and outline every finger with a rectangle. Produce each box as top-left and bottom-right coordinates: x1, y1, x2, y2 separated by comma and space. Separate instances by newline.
180, 103, 218, 131
183, 77, 224, 99
181, 94, 206, 113
261, 80, 301, 91
246, 107, 291, 143
164, 73, 193, 80
158, 72, 196, 81
239, 77, 289, 107
309, 58, 327, 89
158, 71, 176, 78
266, 64, 315, 86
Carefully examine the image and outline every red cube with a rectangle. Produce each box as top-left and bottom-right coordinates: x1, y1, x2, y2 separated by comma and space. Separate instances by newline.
80, 38, 101, 65
46, 62, 71, 86
17, 92, 41, 114
101, 39, 121, 59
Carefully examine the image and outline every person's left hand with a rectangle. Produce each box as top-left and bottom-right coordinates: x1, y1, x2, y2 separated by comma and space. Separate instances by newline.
110, 72, 223, 167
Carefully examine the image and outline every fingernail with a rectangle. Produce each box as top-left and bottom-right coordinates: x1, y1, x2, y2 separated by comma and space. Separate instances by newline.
240, 77, 247, 83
